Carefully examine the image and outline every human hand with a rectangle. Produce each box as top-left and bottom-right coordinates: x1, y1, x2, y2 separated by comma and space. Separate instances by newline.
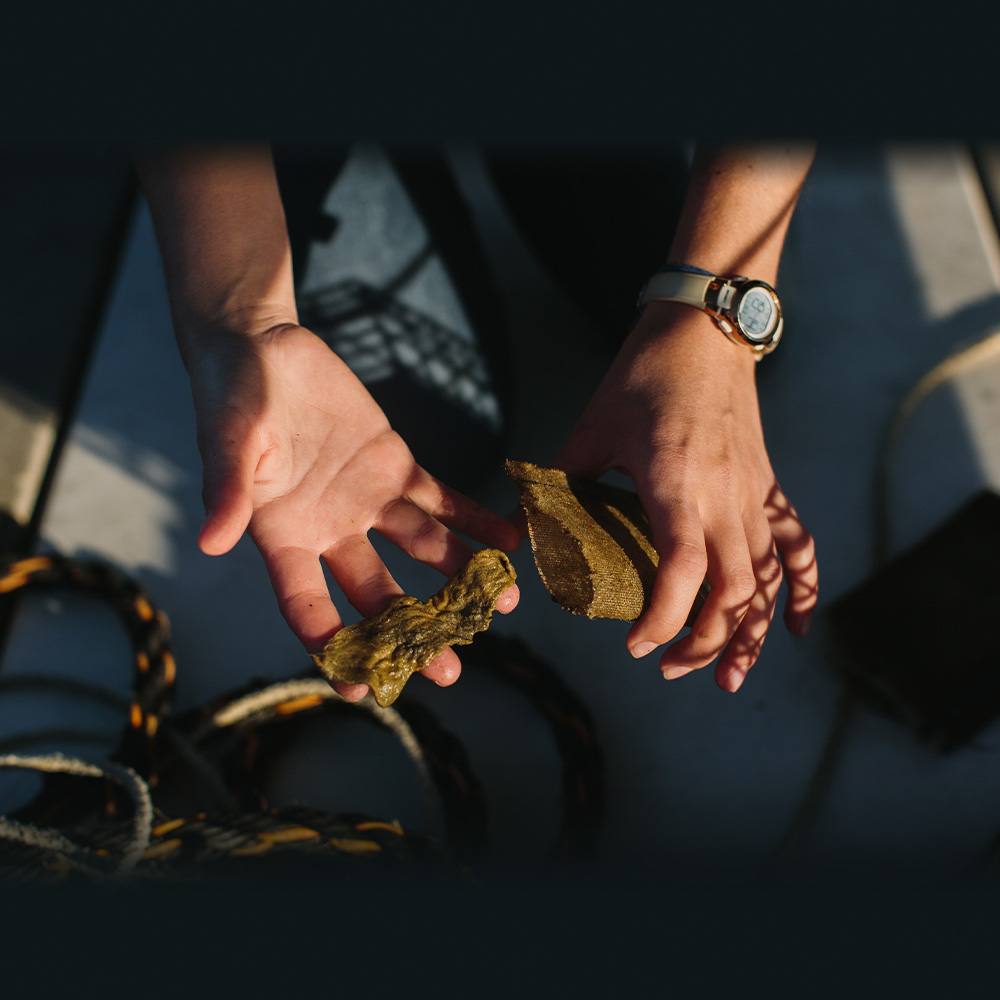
550, 301, 817, 692
184, 322, 521, 700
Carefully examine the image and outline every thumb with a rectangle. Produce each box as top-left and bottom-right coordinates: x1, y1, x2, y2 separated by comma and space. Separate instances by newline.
197, 426, 257, 556
549, 430, 609, 481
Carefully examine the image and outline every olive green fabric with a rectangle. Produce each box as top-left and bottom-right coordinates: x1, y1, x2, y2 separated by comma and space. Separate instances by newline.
505, 459, 706, 624
313, 548, 516, 707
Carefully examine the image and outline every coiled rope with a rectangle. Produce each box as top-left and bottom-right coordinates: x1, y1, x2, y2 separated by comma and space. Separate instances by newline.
769, 325, 1000, 869
0, 551, 605, 885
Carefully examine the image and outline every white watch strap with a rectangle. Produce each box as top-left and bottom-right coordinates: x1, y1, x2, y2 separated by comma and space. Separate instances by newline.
639, 270, 713, 309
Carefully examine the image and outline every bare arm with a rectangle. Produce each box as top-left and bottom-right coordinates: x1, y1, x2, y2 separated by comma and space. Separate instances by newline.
553, 141, 818, 692
135, 144, 520, 700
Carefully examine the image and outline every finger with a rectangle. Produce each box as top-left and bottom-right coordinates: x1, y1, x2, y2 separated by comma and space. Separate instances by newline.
197, 423, 258, 556
375, 498, 476, 575
323, 534, 463, 688
376, 499, 521, 614
405, 469, 522, 551
765, 484, 819, 636
323, 533, 407, 619
505, 506, 529, 541
657, 519, 756, 679
549, 452, 606, 482
713, 523, 784, 693
495, 584, 520, 614
549, 422, 610, 480
626, 500, 708, 657
420, 647, 463, 687
257, 541, 369, 703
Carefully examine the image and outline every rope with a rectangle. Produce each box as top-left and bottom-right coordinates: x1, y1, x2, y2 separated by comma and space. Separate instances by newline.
462, 633, 605, 859
179, 674, 488, 863
0, 551, 606, 884
0, 553, 176, 781
875, 326, 1000, 567
769, 325, 1000, 871
0, 752, 153, 876
200, 677, 439, 834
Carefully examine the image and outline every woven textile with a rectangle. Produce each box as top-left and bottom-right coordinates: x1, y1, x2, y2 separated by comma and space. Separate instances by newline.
506, 460, 706, 624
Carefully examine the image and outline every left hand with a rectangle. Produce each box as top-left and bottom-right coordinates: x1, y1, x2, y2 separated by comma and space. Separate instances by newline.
550, 301, 818, 692
186, 322, 521, 700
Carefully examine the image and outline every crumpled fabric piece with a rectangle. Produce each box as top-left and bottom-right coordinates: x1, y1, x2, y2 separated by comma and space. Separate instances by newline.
505, 459, 707, 624
313, 548, 516, 707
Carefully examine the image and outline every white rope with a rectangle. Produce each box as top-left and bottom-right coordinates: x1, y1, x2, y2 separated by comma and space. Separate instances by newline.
877, 326, 1000, 563
0, 752, 154, 876
210, 678, 344, 728
776, 324, 1000, 867
0, 815, 103, 872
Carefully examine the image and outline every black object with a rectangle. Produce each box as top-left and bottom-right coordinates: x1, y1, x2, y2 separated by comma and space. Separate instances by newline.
829, 490, 1000, 751
273, 143, 512, 495
484, 143, 691, 339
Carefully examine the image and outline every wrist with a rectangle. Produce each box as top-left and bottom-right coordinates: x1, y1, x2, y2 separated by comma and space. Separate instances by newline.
173, 307, 300, 370
636, 263, 783, 360
631, 301, 757, 374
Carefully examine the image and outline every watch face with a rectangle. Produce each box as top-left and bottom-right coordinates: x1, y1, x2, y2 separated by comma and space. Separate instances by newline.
736, 286, 777, 342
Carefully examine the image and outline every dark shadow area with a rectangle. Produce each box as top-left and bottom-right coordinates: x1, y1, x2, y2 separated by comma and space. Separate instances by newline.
274, 142, 512, 494
829, 490, 1000, 751
483, 142, 691, 340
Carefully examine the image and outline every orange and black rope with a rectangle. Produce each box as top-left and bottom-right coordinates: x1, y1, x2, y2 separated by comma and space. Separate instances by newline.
0, 553, 174, 781
0, 551, 606, 884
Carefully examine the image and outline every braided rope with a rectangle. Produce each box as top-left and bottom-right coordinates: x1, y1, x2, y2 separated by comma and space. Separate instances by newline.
0, 553, 175, 780
201, 677, 438, 832
0, 551, 605, 883
462, 633, 605, 858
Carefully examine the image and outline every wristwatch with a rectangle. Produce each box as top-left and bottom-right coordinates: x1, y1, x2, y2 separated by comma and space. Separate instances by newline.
637, 264, 784, 359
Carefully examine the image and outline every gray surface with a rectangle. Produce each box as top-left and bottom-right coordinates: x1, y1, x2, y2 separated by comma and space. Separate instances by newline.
4, 141, 1000, 884
0, 149, 133, 546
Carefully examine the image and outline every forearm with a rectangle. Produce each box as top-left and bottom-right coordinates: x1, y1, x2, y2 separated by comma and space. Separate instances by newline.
134, 143, 298, 363
668, 141, 816, 283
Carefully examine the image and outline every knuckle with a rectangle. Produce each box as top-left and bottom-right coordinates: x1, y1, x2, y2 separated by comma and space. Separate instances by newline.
661, 537, 708, 580
410, 519, 451, 563
355, 571, 394, 608
726, 571, 759, 609
787, 535, 818, 579
281, 588, 329, 615
783, 520, 817, 561
759, 552, 784, 590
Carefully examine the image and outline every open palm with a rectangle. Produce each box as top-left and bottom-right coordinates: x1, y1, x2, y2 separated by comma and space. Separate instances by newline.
186, 323, 520, 699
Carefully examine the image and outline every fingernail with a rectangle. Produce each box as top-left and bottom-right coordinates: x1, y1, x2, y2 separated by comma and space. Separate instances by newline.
631, 641, 658, 658
792, 612, 812, 637
663, 665, 693, 680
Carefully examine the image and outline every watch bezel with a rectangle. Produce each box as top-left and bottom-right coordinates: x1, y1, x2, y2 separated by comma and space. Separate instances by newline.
729, 280, 783, 348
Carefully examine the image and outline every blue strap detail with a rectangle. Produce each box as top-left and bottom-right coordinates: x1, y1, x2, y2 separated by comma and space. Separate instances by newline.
658, 262, 714, 276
